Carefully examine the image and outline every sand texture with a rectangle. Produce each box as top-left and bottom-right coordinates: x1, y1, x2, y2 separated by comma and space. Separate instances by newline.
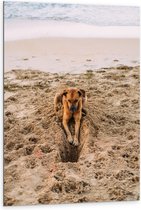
4, 65, 140, 205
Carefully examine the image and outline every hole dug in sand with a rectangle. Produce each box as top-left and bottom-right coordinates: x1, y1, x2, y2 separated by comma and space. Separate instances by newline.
57, 116, 97, 163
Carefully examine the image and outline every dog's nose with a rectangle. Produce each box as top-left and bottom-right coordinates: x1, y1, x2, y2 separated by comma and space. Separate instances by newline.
70, 105, 77, 112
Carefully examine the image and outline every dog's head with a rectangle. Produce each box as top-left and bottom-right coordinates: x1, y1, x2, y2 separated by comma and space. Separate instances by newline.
63, 88, 85, 113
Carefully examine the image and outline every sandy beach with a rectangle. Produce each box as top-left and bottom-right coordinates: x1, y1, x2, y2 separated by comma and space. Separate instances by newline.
4, 21, 140, 206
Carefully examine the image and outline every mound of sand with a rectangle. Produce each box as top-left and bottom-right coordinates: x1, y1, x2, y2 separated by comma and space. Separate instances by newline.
4, 66, 140, 205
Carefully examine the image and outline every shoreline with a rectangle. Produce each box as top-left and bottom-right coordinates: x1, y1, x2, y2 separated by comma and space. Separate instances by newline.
5, 20, 140, 41
4, 37, 140, 73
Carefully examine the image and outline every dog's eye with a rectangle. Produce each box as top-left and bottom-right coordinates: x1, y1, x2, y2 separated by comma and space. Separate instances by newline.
68, 100, 71, 103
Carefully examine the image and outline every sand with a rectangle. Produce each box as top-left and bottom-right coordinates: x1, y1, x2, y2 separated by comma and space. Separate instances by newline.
5, 20, 139, 41
4, 64, 140, 205
4, 34, 140, 205
5, 38, 139, 73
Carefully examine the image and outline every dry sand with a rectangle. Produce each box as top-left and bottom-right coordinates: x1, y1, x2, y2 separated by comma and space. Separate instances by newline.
4, 64, 140, 205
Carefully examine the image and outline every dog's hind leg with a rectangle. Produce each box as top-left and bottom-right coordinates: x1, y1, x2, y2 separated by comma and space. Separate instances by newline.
54, 93, 62, 113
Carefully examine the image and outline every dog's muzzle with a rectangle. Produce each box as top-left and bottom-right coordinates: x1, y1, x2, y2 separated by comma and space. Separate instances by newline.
70, 105, 77, 113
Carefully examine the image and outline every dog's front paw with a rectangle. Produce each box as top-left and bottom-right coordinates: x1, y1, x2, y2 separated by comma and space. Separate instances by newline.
73, 137, 79, 146
67, 136, 73, 145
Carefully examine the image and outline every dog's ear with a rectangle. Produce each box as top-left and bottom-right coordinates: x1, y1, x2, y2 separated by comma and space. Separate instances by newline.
78, 89, 85, 97
62, 89, 67, 96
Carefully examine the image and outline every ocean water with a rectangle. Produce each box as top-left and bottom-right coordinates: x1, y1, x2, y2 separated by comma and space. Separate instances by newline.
4, 1, 139, 26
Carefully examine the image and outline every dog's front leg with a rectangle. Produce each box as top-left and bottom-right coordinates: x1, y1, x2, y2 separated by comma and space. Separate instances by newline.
63, 116, 73, 144
73, 113, 81, 146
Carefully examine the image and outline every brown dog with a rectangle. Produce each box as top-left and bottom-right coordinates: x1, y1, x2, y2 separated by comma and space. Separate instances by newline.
54, 88, 87, 146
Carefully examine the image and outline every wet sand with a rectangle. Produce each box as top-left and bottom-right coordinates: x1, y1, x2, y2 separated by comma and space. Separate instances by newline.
4, 38, 139, 73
